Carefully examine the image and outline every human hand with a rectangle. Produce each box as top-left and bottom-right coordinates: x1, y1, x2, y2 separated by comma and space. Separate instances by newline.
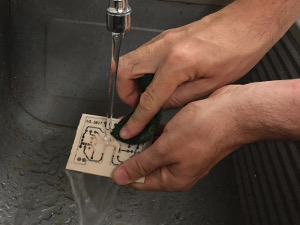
113, 79, 300, 191
117, 0, 300, 140
113, 85, 251, 191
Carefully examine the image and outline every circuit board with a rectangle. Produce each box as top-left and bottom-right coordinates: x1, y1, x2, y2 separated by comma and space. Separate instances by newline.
66, 114, 150, 183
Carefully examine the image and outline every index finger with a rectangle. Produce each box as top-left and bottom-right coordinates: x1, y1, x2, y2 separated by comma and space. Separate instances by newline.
117, 43, 161, 108
119, 67, 184, 140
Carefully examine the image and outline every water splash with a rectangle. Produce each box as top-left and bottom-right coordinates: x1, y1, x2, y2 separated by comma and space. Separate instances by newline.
66, 171, 119, 225
65, 31, 124, 225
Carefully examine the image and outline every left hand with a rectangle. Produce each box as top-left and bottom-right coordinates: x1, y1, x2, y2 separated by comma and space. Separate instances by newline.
112, 85, 252, 191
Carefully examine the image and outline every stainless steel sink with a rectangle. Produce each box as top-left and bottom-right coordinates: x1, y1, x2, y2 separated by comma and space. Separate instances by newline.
0, 0, 299, 225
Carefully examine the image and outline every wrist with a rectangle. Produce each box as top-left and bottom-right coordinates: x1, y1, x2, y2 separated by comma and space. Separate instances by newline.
234, 80, 300, 143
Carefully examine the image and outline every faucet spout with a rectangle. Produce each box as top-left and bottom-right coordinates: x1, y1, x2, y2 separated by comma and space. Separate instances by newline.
107, 0, 131, 33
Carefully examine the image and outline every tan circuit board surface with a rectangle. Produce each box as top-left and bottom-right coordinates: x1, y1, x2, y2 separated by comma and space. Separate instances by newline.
66, 114, 150, 183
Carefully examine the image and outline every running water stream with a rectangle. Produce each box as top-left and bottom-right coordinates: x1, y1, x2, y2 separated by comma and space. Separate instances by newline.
66, 33, 124, 225
104, 32, 123, 144
66, 32, 173, 225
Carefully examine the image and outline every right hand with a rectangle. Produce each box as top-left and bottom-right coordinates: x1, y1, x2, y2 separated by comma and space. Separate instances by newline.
113, 79, 300, 191
117, 0, 298, 140
112, 85, 255, 191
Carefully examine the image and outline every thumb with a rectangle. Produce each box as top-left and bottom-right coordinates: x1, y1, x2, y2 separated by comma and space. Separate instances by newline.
112, 141, 170, 185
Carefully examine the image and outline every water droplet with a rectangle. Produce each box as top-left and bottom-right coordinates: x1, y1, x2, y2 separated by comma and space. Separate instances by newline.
25, 183, 39, 190
58, 171, 65, 179
41, 194, 60, 207
42, 159, 50, 165
63, 192, 74, 201
39, 206, 61, 221
29, 166, 50, 173
115, 212, 122, 219
4, 204, 10, 211
104, 136, 111, 144
68, 204, 76, 213
19, 171, 25, 176
45, 177, 57, 187
174, 210, 182, 220
65, 217, 73, 224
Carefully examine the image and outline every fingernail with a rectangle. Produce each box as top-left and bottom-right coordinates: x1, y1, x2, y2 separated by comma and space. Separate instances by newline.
120, 126, 129, 139
113, 168, 130, 185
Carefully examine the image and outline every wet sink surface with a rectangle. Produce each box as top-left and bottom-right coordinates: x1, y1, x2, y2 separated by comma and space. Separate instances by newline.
0, 0, 243, 224
0, 95, 243, 224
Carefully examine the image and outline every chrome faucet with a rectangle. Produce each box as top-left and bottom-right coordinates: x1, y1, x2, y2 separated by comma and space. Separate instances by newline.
106, 0, 132, 33
104, 0, 131, 141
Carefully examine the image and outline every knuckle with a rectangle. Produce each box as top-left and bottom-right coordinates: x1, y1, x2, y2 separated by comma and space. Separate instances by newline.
157, 175, 173, 192
163, 122, 175, 134
118, 55, 134, 79
183, 102, 199, 116
132, 156, 151, 177
155, 145, 169, 159
156, 168, 187, 192
160, 29, 171, 37
166, 46, 188, 67
122, 50, 143, 76
139, 91, 156, 112
159, 29, 180, 46
129, 112, 142, 125
167, 96, 185, 109
141, 45, 154, 62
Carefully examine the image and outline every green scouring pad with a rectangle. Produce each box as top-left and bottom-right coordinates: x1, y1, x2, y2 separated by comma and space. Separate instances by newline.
111, 74, 162, 145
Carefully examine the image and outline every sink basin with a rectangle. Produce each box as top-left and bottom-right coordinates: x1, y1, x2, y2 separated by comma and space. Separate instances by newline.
0, 0, 299, 224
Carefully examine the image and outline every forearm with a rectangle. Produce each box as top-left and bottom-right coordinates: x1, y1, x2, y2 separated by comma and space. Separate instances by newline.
233, 0, 300, 38
238, 79, 300, 143
202, 0, 300, 58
